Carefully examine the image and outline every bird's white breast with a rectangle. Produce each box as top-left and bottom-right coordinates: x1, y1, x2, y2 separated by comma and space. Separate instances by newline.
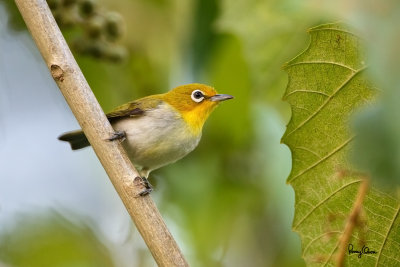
111, 103, 201, 176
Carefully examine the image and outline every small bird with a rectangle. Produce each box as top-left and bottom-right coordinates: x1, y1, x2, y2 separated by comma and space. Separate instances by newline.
59, 83, 233, 195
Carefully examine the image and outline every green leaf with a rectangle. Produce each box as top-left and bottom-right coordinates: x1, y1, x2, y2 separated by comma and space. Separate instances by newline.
282, 23, 400, 266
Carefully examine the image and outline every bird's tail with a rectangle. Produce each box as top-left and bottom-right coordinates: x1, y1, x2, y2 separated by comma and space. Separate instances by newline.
58, 130, 90, 150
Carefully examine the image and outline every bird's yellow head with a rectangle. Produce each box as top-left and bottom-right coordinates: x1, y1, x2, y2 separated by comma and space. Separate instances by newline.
162, 83, 233, 135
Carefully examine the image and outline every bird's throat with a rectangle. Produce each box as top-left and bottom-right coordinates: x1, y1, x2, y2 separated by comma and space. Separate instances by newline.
180, 105, 216, 135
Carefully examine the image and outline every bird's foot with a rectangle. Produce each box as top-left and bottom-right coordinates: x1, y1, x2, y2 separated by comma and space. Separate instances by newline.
107, 131, 126, 142
138, 176, 153, 196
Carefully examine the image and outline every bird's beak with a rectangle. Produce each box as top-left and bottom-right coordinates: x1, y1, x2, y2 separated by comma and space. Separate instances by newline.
210, 94, 234, 102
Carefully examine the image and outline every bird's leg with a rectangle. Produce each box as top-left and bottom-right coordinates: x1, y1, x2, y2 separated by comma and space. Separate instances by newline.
107, 131, 126, 142
138, 176, 153, 196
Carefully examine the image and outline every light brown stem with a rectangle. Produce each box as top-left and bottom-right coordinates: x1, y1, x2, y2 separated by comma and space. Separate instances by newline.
14, 0, 188, 266
336, 178, 369, 267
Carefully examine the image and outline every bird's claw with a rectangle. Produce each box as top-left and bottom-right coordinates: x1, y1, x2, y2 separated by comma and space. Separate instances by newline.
138, 187, 153, 196
137, 176, 153, 196
107, 131, 126, 142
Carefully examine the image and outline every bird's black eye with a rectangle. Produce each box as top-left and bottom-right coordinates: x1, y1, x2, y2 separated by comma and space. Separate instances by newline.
194, 91, 203, 98
191, 90, 205, 103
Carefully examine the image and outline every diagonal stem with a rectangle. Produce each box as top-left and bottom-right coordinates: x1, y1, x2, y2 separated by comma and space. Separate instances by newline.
336, 177, 369, 267
13, 0, 188, 266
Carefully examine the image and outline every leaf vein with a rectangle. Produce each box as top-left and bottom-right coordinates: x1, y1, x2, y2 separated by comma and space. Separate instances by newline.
371, 188, 399, 202
302, 231, 342, 256
375, 204, 400, 267
293, 180, 362, 230
293, 146, 322, 159
293, 105, 312, 113
382, 253, 400, 262
363, 206, 393, 222
285, 61, 357, 72
286, 89, 330, 98
365, 195, 398, 211
284, 67, 366, 139
369, 229, 386, 238
323, 239, 340, 267
289, 136, 354, 183
381, 253, 400, 263
298, 200, 315, 208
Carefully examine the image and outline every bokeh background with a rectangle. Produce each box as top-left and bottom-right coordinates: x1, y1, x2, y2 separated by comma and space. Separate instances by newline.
1, 0, 399, 266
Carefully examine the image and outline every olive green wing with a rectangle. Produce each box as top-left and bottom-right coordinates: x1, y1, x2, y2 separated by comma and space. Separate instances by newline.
106, 96, 162, 122
59, 96, 163, 150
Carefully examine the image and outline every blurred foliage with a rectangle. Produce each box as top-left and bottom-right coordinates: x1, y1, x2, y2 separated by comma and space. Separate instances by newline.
188, 0, 219, 74
2, 0, 25, 30
4, 0, 128, 61
4, 0, 400, 266
217, 0, 320, 115
0, 211, 115, 267
52, 0, 128, 61
339, 0, 400, 189
282, 22, 400, 266
1, 0, 311, 266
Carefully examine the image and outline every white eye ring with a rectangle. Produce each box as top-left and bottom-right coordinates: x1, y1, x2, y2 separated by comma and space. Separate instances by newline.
191, 90, 205, 103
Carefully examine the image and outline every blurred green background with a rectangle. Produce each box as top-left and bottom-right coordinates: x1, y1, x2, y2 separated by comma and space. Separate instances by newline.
1, 0, 399, 266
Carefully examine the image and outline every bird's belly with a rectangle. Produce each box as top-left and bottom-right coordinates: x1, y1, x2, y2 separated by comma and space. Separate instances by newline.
112, 110, 201, 173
